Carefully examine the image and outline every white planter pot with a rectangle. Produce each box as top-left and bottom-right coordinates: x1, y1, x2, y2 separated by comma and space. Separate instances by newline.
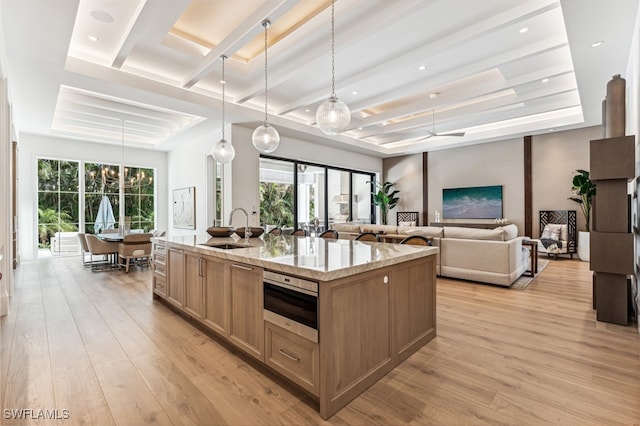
577, 231, 590, 262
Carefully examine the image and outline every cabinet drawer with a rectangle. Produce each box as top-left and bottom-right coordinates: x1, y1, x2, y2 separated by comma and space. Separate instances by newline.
153, 275, 167, 297
154, 252, 166, 265
153, 243, 166, 255
265, 322, 319, 396
154, 263, 166, 276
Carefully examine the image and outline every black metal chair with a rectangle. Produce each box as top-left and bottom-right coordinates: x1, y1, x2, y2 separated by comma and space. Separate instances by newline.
399, 235, 431, 246
397, 211, 419, 226
319, 229, 339, 239
355, 232, 380, 242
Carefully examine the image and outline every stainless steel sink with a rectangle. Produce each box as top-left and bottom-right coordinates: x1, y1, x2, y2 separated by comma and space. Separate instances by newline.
200, 243, 247, 250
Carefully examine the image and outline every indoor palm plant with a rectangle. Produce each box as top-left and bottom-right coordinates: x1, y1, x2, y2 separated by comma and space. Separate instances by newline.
568, 169, 595, 261
370, 181, 400, 225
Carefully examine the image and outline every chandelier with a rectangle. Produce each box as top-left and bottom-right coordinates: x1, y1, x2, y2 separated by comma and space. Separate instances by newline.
252, 19, 280, 154
212, 55, 235, 163
86, 120, 154, 192
316, 0, 351, 135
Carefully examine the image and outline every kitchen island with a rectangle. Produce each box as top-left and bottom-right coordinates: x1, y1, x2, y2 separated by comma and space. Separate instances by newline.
151, 234, 437, 419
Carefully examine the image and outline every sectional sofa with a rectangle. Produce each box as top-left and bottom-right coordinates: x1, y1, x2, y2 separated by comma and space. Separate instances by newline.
330, 223, 529, 287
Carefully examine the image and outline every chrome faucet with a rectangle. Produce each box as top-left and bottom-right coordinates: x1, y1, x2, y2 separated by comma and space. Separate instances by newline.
229, 207, 251, 244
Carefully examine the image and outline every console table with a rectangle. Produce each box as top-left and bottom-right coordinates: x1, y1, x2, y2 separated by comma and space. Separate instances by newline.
430, 222, 509, 229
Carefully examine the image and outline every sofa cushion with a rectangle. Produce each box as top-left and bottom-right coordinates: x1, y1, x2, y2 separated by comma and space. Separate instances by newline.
329, 223, 362, 233
443, 226, 504, 241
362, 224, 398, 234
398, 226, 444, 238
497, 224, 518, 241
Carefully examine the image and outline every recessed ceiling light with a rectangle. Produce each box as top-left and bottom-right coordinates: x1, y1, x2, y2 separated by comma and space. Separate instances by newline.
419, 65, 426, 71
542, 78, 550, 83
358, 127, 363, 130
90, 10, 114, 23
352, 91, 358, 95
591, 40, 604, 48
219, 79, 226, 85
304, 109, 310, 112
548, 128, 554, 132
519, 27, 529, 34
429, 92, 438, 99
88, 35, 99, 42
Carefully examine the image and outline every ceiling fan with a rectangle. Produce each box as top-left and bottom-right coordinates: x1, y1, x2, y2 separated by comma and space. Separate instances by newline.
417, 110, 466, 141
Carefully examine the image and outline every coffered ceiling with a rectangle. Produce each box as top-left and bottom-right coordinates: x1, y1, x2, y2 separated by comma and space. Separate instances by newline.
1, 0, 637, 157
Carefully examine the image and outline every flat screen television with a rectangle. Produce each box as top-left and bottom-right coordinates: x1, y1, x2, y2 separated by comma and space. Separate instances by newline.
442, 185, 503, 219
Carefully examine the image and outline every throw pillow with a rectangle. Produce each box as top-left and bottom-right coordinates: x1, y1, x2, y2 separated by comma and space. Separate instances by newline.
399, 221, 416, 226
541, 224, 561, 240
497, 224, 518, 240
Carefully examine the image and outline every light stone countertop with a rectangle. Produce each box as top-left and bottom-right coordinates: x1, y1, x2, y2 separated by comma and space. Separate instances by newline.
154, 234, 438, 282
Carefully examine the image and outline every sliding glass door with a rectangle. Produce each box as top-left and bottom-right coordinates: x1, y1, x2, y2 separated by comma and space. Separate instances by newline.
259, 155, 375, 234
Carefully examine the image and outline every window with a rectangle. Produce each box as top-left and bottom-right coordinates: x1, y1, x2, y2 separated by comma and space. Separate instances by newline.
124, 166, 155, 232
84, 162, 120, 233
259, 158, 294, 229
37, 158, 80, 252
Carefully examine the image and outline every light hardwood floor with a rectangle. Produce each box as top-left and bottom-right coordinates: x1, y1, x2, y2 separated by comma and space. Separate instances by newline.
1, 256, 638, 425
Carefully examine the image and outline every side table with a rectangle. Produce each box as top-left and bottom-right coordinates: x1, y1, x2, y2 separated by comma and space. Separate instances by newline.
522, 239, 539, 277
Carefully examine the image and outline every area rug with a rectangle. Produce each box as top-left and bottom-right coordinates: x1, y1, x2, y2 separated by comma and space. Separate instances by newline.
510, 258, 550, 290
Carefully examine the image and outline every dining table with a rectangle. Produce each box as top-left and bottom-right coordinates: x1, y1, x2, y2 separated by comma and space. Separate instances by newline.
97, 233, 125, 242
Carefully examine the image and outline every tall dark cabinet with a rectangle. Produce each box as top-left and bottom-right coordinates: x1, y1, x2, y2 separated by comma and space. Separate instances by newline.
590, 74, 635, 325
590, 136, 635, 325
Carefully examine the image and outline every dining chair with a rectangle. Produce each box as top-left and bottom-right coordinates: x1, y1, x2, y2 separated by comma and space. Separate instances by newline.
77, 233, 93, 266
101, 228, 119, 234
399, 235, 431, 246
118, 233, 153, 273
319, 230, 339, 239
291, 228, 307, 236
84, 234, 119, 271
355, 232, 380, 242
268, 227, 282, 236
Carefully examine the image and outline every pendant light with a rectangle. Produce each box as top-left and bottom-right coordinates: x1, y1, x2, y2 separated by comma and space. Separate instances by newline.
316, 0, 350, 135
212, 55, 235, 163
252, 20, 280, 154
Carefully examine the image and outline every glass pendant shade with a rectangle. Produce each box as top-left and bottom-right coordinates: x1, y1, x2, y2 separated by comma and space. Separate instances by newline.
316, 95, 351, 135
252, 122, 280, 153
212, 138, 235, 163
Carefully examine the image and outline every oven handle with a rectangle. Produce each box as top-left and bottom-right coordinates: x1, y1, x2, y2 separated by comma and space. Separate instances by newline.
264, 279, 318, 297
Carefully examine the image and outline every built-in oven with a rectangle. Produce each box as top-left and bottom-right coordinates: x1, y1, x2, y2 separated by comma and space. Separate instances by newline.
263, 270, 318, 343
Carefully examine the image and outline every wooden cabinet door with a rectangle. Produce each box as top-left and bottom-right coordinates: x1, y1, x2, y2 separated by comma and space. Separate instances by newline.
319, 269, 392, 419
167, 248, 184, 308
184, 251, 204, 320
228, 262, 263, 360
390, 256, 436, 363
203, 255, 228, 336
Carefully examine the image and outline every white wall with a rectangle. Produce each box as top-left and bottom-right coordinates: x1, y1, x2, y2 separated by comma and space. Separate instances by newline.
531, 126, 600, 237
429, 139, 525, 233
166, 124, 383, 239
18, 133, 168, 261
384, 154, 422, 225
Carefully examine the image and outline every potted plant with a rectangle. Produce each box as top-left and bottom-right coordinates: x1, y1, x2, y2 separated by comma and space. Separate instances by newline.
568, 169, 596, 261
369, 181, 400, 225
